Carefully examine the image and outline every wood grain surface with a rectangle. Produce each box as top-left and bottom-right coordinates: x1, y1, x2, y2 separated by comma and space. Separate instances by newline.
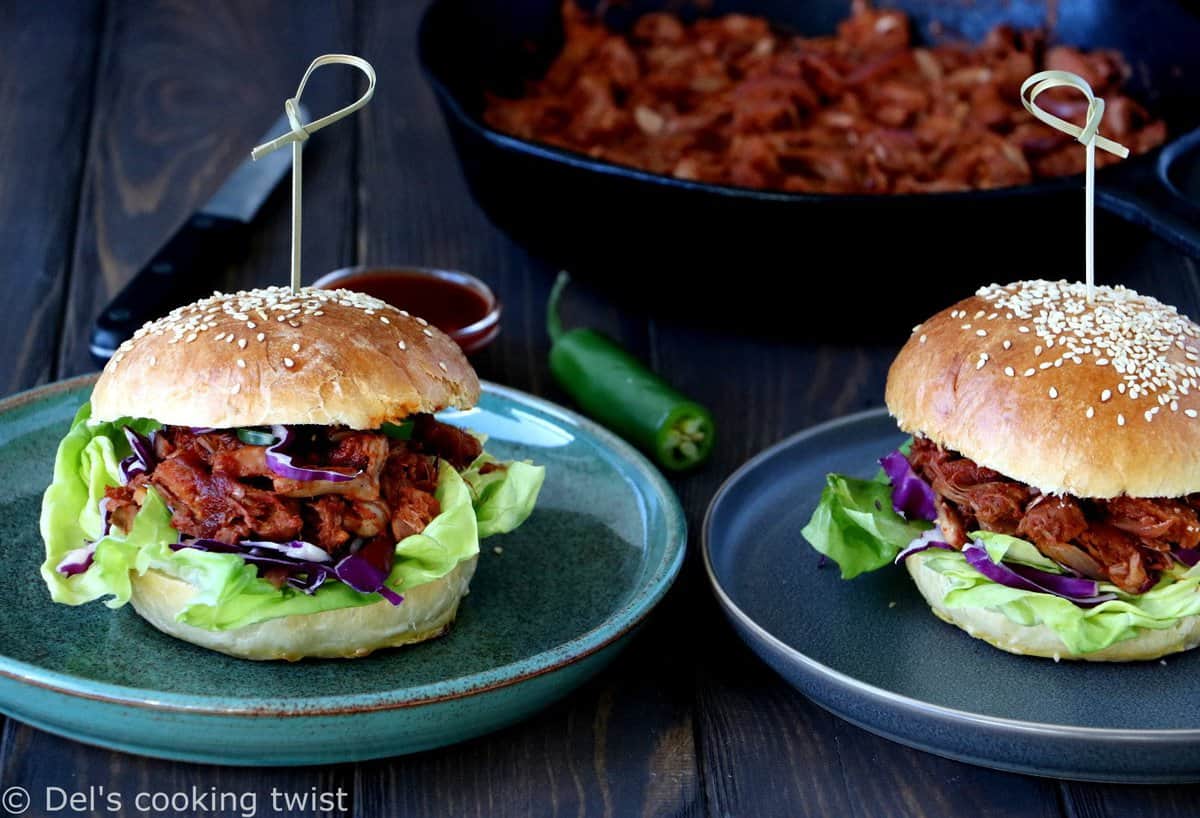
1, 1, 1199, 816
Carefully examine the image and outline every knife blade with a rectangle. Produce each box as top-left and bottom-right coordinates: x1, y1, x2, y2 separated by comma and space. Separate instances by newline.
89, 109, 303, 365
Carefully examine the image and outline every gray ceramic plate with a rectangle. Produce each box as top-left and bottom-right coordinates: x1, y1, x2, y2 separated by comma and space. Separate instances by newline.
704, 408, 1200, 784
0, 376, 685, 765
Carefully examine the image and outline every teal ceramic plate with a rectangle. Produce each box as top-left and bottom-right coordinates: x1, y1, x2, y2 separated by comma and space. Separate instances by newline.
0, 376, 685, 765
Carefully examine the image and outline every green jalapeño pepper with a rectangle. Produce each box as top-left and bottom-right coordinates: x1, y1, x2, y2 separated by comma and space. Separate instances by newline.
547, 273, 715, 471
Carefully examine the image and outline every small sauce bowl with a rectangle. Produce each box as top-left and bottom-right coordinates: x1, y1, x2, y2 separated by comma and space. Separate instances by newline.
312, 266, 501, 355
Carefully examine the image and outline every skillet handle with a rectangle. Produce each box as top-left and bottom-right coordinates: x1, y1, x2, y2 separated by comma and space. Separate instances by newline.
1096, 127, 1200, 259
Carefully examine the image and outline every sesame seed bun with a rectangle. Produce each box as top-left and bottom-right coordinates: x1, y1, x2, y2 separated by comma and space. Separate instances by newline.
886, 280, 1200, 498
905, 551, 1200, 661
128, 557, 477, 661
90, 286, 480, 429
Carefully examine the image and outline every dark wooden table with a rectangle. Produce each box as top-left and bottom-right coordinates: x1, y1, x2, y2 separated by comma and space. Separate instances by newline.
2, 2, 1199, 816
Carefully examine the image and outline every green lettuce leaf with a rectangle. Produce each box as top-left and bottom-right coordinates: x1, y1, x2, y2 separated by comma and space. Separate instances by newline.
40, 403, 543, 631
800, 473, 932, 579
920, 547, 1200, 655
799, 464, 1200, 654
460, 452, 546, 538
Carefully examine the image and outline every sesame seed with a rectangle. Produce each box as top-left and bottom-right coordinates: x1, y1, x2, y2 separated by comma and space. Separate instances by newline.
423, 328, 433, 337
314, 310, 324, 316
1024, 368, 1036, 377
1086, 406, 1094, 418
1004, 366, 1015, 377
247, 321, 256, 328
1039, 361, 1052, 370
1003, 340, 1012, 350
1188, 409, 1199, 418
974, 310, 985, 319
292, 343, 300, 352
1118, 413, 1126, 426
1048, 387, 1058, 399
238, 339, 247, 349
214, 332, 226, 341
257, 333, 266, 342
400, 310, 410, 317
380, 316, 390, 324
919, 334, 927, 344
231, 383, 240, 395
1101, 389, 1112, 402
283, 358, 294, 368
236, 358, 245, 368
961, 324, 972, 331
438, 361, 448, 372
976, 329, 987, 337
148, 355, 157, 366
398, 340, 407, 350
1018, 326, 1030, 333
417, 317, 429, 327
186, 333, 197, 343
1034, 345, 1043, 356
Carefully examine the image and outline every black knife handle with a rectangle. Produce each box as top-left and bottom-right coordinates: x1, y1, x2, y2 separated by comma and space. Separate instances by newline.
89, 214, 246, 366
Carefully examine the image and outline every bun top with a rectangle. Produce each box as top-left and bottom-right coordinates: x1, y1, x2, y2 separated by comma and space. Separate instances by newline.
886, 280, 1200, 498
90, 286, 480, 429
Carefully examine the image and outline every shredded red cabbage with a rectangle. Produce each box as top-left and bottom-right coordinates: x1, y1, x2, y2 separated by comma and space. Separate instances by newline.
894, 529, 952, 563
333, 537, 404, 605
879, 450, 937, 521
1175, 548, 1200, 567
264, 425, 362, 483
962, 542, 1117, 607
56, 543, 97, 576
120, 426, 156, 484
172, 537, 403, 603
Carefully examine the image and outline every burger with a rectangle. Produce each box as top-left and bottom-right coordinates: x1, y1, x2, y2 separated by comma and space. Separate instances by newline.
40, 286, 544, 661
803, 280, 1200, 661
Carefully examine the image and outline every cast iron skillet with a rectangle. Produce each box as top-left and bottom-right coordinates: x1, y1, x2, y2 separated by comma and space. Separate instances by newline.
418, 0, 1200, 328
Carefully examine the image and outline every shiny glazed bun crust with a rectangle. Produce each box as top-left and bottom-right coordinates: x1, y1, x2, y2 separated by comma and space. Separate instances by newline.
886, 280, 1200, 498
90, 286, 480, 429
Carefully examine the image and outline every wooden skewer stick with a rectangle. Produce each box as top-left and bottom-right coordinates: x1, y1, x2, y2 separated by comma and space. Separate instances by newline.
251, 55, 376, 294
1020, 70, 1129, 304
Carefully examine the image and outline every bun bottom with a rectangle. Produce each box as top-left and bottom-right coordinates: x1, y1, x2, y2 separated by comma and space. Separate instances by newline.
905, 552, 1200, 662
129, 556, 478, 661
